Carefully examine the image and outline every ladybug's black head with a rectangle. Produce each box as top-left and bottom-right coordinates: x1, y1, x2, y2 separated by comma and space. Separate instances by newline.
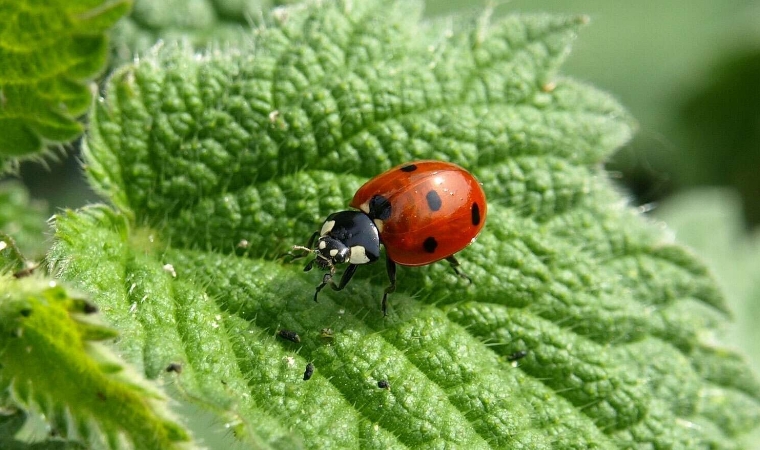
300, 211, 381, 274
314, 236, 350, 269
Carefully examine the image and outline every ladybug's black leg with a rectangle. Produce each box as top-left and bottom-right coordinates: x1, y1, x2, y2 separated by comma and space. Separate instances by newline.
333, 264, 359, 290
313, 264, 359, 303
313, 273, 332, 302
382, 257, 397, 316
445, 255, 472, 284
305, 231, 319, 248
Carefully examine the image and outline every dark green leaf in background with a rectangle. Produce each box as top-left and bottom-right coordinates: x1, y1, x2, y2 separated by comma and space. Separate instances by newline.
110, 0, 302, 65
677, 53, 760, 225
0, 182, 48, 263
0, 0, 131, 171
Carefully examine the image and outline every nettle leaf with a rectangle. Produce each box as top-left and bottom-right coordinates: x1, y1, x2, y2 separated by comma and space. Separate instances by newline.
655, 189, 760, 381
0, 275, 190, 448
0, 231, 27, 275
110, 0, 290, 65
50, 0, 760, 447
0, 0, 131, 170
0, 182, 49, 263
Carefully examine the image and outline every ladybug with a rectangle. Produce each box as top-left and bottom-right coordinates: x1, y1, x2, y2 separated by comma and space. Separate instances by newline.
291, 160, 486, 315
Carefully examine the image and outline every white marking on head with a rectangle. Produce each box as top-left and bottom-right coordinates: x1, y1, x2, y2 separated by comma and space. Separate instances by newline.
349, 246, 371, 264
320, 220, 336, 236
373, 219, 384, 233
318, 240, 327, 249
329, 249, 339, 257
359, 201, 370, 214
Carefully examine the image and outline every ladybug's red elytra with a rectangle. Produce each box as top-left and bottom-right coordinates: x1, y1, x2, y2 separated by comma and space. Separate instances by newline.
291, 160, 487, 315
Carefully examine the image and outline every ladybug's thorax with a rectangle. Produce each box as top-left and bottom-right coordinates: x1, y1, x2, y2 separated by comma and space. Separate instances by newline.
356, 194, 393, 233
316, 211, 381, 267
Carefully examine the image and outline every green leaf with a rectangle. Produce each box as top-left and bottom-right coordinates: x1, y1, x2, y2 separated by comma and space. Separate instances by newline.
110, 0, 288, 66
49, 206, 304, 448
676, 52, 760, 225
52, 0, 760, 447
0, 232, 27, 275
0, 182, 49, 265
0, 275, 190, 448
654, 188, 760, 448
655, 189, 760, 378
0, 0, 131, 171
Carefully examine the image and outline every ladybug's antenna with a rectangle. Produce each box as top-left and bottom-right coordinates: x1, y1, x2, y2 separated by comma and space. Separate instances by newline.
282, 231, 321, 264
290, 245, 314, 255
280, 244, 314, 263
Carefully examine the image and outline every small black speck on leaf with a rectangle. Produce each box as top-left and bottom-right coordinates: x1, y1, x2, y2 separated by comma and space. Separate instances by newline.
278, 329, 301, 343
303, 362, 315, 380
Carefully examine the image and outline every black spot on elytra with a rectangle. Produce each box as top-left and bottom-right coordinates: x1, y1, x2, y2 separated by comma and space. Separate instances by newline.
400, 164, 417, 172
426, 190, 442, 211
471, 202, 481, 226
369, 195, 392, 220
423, 237, 438, 253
